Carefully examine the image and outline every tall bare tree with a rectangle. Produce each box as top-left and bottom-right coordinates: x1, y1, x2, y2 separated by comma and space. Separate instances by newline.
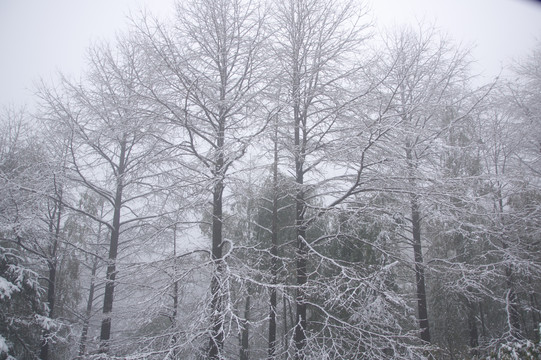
373, 25, 482, 345
271, 0, 371, 357
38, 38, 172, 354
135, 0, 271, 356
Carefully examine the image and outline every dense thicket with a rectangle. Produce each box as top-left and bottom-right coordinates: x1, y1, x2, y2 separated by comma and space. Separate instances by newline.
1, 0, 540, 359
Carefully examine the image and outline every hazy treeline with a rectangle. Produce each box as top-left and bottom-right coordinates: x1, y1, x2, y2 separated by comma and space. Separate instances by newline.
1, 0, 541, 359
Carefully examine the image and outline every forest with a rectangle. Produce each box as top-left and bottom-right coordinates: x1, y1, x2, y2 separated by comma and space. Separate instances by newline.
1, 0, 541, 359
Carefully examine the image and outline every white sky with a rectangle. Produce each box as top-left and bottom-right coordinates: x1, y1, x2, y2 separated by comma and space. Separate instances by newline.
1, 0, 540, 108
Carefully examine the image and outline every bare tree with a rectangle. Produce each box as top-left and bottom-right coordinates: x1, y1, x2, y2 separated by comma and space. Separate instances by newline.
270, 0, 371, 357
135, 0, 271, 357
372, 25, 485, 347
38, 38, 173, 354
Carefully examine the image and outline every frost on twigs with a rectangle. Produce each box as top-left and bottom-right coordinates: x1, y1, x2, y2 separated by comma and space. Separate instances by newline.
487, 337, 541, 360
0, 276, 19, 300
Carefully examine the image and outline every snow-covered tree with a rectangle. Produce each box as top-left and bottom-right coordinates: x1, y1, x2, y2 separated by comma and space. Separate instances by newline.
38, 38, 175, 355
135, 0, 272, 357
0, 107, 54, 359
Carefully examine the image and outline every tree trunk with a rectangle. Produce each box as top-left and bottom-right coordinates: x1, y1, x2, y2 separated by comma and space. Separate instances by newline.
494, 183, 521, 339
208, 144, 225, 358
506, 267, 521, 338
171, 224, 179, 358
99, 141, 126, 353
479, 302, 487, 340
40, 194, 62, 360
208, 180, 225, 359
530, 289, 539, 341
79, 260, 97, 356
269, 120, 279, 359
411, 196, 431, 343
79, 216, 103, 356
98, 206, 121, 351
40, 262, 56, 360
283, 294, 289, 359
269, 253, 278, 359
241, 290, 251, 360
292, 32, 308, 357
294, 166, 308, 359
208, 44, 228, 357
468, 302, 479, 357
294, 196, 308, 359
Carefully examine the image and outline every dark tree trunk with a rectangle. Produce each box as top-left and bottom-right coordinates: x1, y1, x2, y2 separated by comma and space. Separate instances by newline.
468, 302, 479, 357
479, 302, 487, 340
411, 196, 431, 343
269, 121, 279, 359
283, 294, 289, 358
530, 290, 539, 341
208, 179, 225, 359
406, 141, 431, 344
80, 217, 103, 356
40, 193, 62, 360
241, 290, 251, 360
208, 114, 225, 358
79, 260, 97, 356
506, 266, 521, 338
40, 262, 56, 360
496, 186, 521, 339
269, 265, 278, 359
294, 167, 308, 359
98, 205, 121, 351
292, 39, 308, 358
294, 193, 307, 359
99, 141, 126, 353
170, 224, 179, 358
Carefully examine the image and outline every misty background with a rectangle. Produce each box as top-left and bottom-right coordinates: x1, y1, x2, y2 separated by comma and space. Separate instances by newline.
1, 0, 541, 107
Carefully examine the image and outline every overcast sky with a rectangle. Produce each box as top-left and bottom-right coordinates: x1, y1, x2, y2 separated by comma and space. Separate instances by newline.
1, 0, 540, 108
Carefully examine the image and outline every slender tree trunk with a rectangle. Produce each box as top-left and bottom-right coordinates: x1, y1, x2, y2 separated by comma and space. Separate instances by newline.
98, 197, 122, 352
411, 196, 431, 343
172, 224, 178, 323
530, 289, 539, 341
294, 191, 308, 359
208, 180, 225, 359
283, 293, 289, 359
79, 260, 97, 356
40, 262, 56, 360
269, 119, 279, 359
406, 141, 431, 343
479, 302, 487, 340
79, 215, 103, 356
269, 262, 278, 358
241, 288, 251, 360
468, 302, 479, 357
506, 266, 521, 338
497, 187, 521, 339
292, 32, 308, 358
209, 116, 225, 358
40, 193, 62, 360
171, 224, 179, 358
99, 141, 126, 353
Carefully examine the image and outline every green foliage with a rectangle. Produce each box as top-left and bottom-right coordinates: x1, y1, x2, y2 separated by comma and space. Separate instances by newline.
252, 174, 297, 246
